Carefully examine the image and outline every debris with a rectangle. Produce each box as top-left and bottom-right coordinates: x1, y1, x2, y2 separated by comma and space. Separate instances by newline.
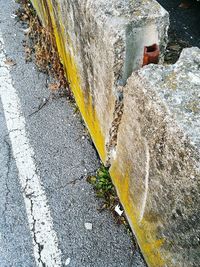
16, 0, 71, 98
84, 222, 93, 230
65, 258, 71, 266
87, 166, 137, 247
115, 204, 124, 216
87, 175, 96, 185
42, 97, 48, 103
4, 58, 17, 66
168, 44, 181, 51
24, 45, 32, 62
11, 14, 17, 19
48, 82, 60, 91
22, 27, 30, 34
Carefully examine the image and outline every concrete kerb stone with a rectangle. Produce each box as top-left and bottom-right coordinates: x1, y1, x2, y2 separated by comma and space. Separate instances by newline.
27, 0, 200, 266
31, 0, 49, 26
110, 47, 200, 266
31, 0, 169, 165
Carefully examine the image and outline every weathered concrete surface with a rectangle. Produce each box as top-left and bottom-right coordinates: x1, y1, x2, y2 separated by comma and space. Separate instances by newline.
31, 0, 169, 165
0, 0, 147, 265
110, 47, 200, 266
29, 1, 199, 266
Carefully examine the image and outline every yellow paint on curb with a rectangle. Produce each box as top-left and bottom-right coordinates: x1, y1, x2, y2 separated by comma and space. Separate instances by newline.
30, 1, 172, 266
110, 162, 170, 267
33, 0, 107, 163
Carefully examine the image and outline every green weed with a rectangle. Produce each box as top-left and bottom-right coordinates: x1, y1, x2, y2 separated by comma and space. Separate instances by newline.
87, 165, 136, 244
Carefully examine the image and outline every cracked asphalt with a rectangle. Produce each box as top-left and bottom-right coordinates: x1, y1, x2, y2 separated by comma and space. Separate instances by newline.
0, 1, 146, 266
157, 0, 200, 47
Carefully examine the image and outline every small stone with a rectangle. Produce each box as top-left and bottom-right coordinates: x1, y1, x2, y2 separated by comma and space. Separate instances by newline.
4, 58, 16, 67
65, 258, 71, 266
85, 223, 93, 230
23, 27, 30, 34
10, 14, 17, 19
115, 204, 124, 216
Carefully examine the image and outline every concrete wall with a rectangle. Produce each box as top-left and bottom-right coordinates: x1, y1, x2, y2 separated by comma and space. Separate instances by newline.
110, 47, 200, 267
30, 0, 200, 266
31, 0, 169, 165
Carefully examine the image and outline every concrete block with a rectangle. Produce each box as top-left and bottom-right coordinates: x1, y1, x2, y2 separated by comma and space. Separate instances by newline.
110, 47, 200, 266
31, 0, 49, 26
30, 0, 169, 164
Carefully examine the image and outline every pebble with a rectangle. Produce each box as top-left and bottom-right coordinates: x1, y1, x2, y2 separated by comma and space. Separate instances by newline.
65, 258, 71, 266
85, 222, 93, 230
115, 204, 124, 216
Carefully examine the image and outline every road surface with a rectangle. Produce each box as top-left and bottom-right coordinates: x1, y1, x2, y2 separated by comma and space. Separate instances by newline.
157, 0, 200, 47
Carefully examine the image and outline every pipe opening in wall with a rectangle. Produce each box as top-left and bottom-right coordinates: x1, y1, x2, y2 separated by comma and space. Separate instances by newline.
143, 43, 160, 66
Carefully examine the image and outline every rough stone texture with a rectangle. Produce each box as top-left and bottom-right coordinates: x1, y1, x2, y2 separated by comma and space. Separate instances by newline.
31, 0, 48, 26
31, 0, 169, 164
140, 47, 200, 148
28, 1, 199, 267
0, 0, 147, 265
110, 48, 200, 267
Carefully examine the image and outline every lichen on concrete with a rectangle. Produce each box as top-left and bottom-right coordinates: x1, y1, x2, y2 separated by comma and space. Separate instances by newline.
139, 47, 200, 149
30, 0, 168, 167
29, 1, 200, 267
110, 47, 200, 266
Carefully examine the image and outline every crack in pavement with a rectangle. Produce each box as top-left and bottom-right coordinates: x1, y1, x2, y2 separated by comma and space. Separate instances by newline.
0, 27, 62, 266
28, 97, 50, 117
56, 175, 85, 190
28, 90, 69, 118
21, 169, 47, 266
2, 136, 12, 223
55, 170, 97, 190
29, 196, 46, 267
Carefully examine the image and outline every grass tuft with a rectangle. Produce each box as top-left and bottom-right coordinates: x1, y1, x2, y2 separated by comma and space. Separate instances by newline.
87, 166, 137, 247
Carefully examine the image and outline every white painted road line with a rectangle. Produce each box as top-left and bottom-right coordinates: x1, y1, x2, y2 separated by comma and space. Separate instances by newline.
0, 31, 62, 266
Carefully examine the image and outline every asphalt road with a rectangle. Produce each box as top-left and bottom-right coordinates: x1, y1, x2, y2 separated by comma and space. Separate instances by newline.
0, 0, 147, 267
157, 0, 200, 47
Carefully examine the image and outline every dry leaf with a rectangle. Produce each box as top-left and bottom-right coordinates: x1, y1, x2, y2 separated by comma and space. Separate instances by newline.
16, 0, 70, 97
48, 83, 60, 91
25, 46, 31, 54
4, 58, 17, 66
